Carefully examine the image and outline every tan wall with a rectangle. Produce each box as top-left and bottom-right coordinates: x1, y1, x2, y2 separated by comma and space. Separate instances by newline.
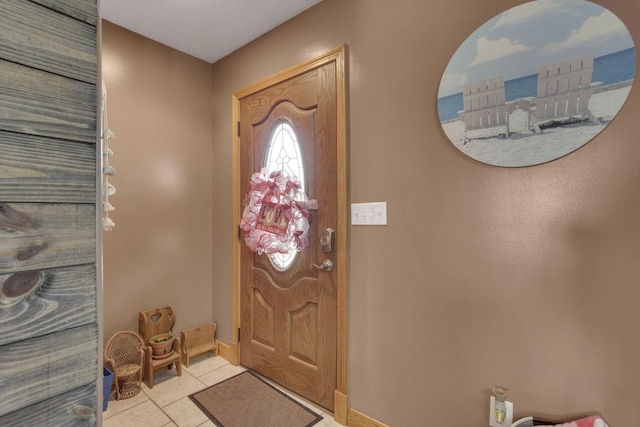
101, 21, 215, 341
210, 0, 640, 426
102, 0, 640, 425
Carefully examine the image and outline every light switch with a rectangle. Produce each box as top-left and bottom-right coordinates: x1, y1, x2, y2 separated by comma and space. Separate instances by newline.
351, 202, 387, 225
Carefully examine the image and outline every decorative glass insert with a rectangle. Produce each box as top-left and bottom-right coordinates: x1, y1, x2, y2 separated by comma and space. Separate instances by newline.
264, 120, 306, 270
264, 121, 305, 190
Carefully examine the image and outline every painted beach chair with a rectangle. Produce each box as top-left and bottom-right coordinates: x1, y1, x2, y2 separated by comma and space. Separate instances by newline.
458, 75, 510, 143
532, 54, 600, 132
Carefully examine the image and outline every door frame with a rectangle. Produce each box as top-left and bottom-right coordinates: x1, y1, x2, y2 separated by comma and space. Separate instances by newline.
230, 45, 348, 423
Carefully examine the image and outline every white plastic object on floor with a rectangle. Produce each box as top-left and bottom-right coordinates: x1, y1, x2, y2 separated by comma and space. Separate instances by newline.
490, 395, 513, 427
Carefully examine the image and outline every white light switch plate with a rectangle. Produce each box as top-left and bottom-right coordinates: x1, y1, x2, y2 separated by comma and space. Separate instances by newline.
351, 202, 387, 225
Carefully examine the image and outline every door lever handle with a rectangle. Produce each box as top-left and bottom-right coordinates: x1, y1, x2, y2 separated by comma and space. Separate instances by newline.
310, 260, 333, 272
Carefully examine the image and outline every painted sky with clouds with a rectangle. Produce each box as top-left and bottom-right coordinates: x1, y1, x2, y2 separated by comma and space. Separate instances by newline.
438, 0, 634, 97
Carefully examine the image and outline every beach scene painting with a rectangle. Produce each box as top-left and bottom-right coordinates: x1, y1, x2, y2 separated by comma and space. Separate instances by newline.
438, 0, 636, 167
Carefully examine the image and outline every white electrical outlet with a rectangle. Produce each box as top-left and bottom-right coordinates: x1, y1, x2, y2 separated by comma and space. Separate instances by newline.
489, 396, 513, 427
351, 202, 387, 225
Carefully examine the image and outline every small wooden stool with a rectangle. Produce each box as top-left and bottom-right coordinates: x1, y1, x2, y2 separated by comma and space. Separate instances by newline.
181, 322, 218, 367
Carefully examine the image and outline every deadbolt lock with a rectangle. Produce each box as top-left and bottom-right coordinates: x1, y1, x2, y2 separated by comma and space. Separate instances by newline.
321, 228, 335, 253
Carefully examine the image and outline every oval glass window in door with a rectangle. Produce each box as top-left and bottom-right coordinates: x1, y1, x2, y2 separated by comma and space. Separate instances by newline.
437, 0, 635, 167
263, 120, 306, 270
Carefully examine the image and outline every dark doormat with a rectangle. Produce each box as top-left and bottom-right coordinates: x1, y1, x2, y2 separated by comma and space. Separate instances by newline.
189, 371, 322, 427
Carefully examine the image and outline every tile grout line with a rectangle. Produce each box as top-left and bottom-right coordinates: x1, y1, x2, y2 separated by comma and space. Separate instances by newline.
156, 369, 212, 425
153, 363, 230, 426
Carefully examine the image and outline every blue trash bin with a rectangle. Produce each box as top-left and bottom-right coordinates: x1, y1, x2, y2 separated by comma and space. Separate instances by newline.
103, 367, 114, 411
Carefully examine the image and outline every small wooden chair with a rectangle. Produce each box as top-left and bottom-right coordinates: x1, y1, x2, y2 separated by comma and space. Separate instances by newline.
104, 331, 145, 400
138, 305, 182, 388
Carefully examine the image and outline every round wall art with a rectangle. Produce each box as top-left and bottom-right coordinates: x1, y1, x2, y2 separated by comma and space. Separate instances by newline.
437, 0, 636, 167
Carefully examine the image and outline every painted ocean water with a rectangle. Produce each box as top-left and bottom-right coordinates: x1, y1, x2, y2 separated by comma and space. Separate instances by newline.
437, 47, 636, 123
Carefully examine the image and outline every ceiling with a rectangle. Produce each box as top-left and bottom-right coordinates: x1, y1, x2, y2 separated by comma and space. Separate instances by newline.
99, 0, 322, 64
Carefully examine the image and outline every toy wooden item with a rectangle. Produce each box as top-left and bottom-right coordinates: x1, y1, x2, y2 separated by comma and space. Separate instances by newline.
181, 322, 218, 367
138, 305, 182, 388
104, 331, 145, 400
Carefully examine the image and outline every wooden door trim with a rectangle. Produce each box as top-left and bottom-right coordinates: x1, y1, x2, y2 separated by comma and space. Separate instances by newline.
231, 45, 348, 423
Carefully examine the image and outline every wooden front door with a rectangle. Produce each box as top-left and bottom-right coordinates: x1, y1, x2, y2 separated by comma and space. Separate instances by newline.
236, 47, 345, 411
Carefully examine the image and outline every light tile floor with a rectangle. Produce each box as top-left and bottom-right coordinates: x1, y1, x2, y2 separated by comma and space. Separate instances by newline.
103, 354, 343, 427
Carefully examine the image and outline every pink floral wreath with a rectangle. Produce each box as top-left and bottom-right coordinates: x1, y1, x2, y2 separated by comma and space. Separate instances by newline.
240, 168, 317, 254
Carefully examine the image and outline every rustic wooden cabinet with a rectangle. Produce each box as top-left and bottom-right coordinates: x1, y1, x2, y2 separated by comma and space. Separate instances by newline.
0, 0, 100, 424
